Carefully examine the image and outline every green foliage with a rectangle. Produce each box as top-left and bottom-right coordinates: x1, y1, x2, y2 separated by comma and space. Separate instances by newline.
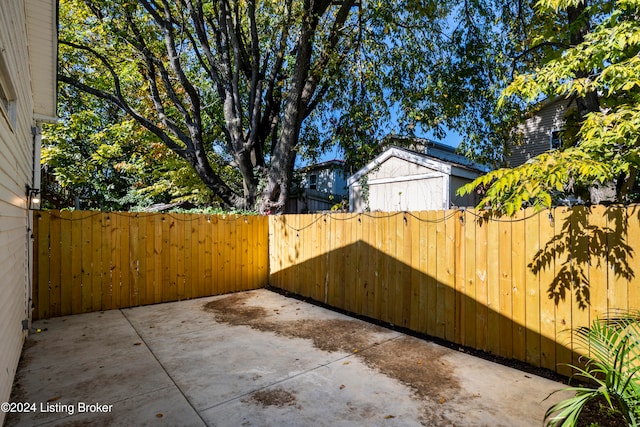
459, 0, 640, 215
545, 313, 640, 426
458, 149, 611, 214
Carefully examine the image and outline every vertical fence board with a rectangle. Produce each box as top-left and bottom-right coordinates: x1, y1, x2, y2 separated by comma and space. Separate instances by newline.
474, 214, 488, 352
409, 212, 422, 331
464, 210, 477, 349
145, 214, 156, 304
512, 210, 527, 362
101, 214, 113, 310
90, 213, 103, 312
59, 211, 72, 315
36, 212, 50, 320
524, 209, 541, 367
608, 207, 630, 315
454, 210, 465, 345
571, 207, 591, 369
48, 211, 61, 317
627, 206, 640, 313
443, 211, 457, 341
498, 217, 513, 359
554, 208, 573, 376
182, 215, 193, 298
539, 209, 557, 371
80, 212, 93, 313
588, 205, 608, 324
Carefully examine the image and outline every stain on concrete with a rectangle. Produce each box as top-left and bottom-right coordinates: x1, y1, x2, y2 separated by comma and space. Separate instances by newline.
245, 388, 299, 408
203, 292, 462, 425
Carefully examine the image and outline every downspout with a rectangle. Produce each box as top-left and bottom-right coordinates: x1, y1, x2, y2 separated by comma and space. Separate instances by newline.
25, 117, 55, 330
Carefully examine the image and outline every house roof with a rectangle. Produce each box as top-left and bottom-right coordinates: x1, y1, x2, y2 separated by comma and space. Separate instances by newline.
25, 0, 57, 122
347, 146, 488, 186
298, 159, 345, 173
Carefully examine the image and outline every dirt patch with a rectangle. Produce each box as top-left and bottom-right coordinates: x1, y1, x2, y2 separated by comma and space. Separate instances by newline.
203, 293, 461, 422
245, 388, 298, 408
203, 293, 268, 325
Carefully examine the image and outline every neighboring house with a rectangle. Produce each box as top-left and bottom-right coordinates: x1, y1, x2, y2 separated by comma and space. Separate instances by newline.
0, 0, 57, 420
507, 97, 616, 203
348, 145, 488, 212
506, 97, 572, 167
287, 160, 349, 213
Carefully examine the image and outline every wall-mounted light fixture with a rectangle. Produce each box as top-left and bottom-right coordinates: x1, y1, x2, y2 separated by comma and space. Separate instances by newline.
26, 185, 40, 210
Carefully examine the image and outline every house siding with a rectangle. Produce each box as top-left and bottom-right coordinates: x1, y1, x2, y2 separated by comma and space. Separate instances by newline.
0, 0, 42, 419
507, 98, 571, 167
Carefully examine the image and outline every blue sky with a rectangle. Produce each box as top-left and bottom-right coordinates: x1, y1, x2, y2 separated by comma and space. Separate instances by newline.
316, 127, 462, 163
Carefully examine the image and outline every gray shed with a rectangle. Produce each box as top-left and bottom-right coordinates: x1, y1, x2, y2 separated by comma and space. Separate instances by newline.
347, 146, 487, 212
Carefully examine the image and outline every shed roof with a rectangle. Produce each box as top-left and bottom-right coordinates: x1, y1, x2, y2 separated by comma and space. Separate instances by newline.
347, 146, 487, 186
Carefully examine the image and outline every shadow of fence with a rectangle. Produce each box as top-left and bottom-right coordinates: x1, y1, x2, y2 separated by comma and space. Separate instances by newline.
269, 206, 640, 376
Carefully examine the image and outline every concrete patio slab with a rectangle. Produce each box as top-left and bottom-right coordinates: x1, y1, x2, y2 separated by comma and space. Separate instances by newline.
5, 289, 568, 426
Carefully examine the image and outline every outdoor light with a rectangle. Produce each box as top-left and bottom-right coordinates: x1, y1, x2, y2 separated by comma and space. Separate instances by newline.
26, 185, 40, 210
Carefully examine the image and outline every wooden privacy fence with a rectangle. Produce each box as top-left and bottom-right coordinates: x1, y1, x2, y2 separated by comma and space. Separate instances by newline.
269, 205, 640, 375
33, 205, 640, 375
33, 211, 269, 320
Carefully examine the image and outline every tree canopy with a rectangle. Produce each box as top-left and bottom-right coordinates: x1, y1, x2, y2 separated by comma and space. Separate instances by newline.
53, 0, 543, 212
459, 0, 640, 214
56, 0, 472, 212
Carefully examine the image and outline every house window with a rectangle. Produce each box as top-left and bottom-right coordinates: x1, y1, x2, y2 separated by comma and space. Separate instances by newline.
0, 52, 17, 128
550, 130, 562, 150
309, 174, 317, 190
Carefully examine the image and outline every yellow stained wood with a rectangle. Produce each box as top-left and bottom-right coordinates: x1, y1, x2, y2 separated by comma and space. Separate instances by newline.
70, 212, 83, 315
554, 208, 574, 376
409, 212, 422, 331
118, 213, 130, 308
474, 211, 489, 352
175, 214, 185, 299
344, 214, 356, 313
353, 213, 364, 315
128, 213, 140, 307
627, 205, 640, 313
36, 212, 50, 320
378, 213, 391, 323
360, 213, 376, 318
571, 207, 591, 367
400, 213, 413, 328
434, 210, 447, 340
454, 210, 465, 345
80, 211, 93, 313
538, 208, 557, 371
182, 214, 195, 299
153, 215, 163, 303
100, 213, 113, 310
194, 216, 205, 297
425, 210, 438, 336
145, 214, 156, 304
298, 215, 312, 296
48, 211, 61, 317
588, 205, 608, 323
511, 210, 526, 362
226, 216, 235, 293
443, 210, 457, 341
315, 214, 327, 302
388, 213, 401, 325
607, 206, 629, 315
464, 210, 477, 349
210, 216, 224, 295
498, 216, 513, 359
59, 211, 72, 315
89, 213, 103, 311
160, 215, 170, 302
242, 216, 252, 290
524, 208, 542, 367
485, 216, 501, 356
